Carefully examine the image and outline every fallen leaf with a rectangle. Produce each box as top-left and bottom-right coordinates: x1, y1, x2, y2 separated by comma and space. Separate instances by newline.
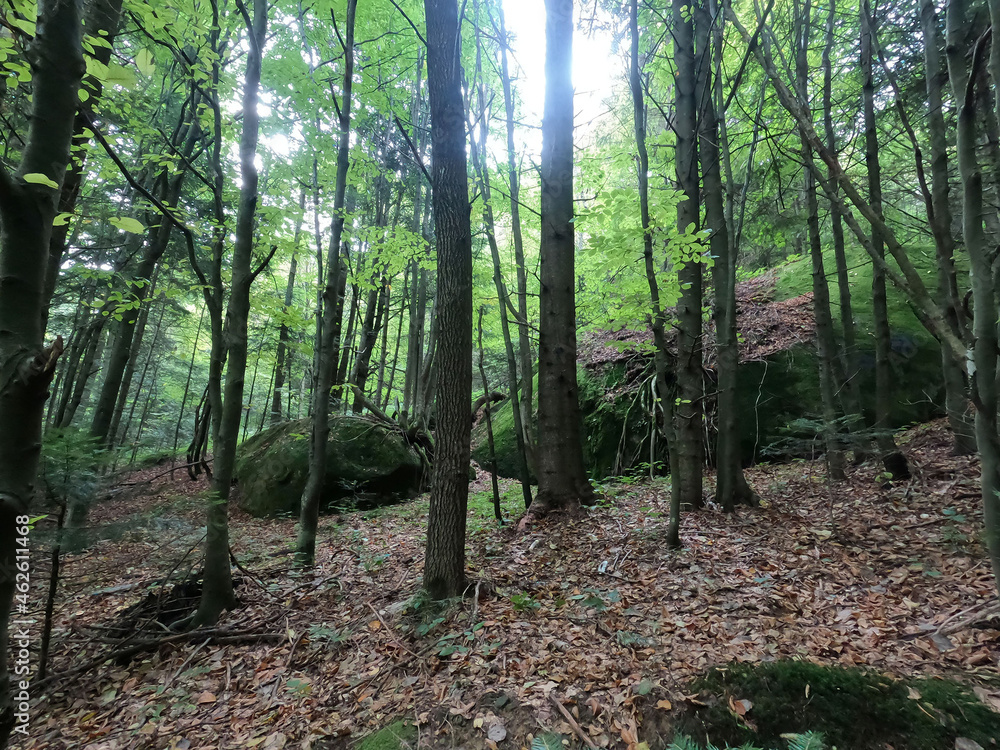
656, 699, 672, 710
196, 691, 217, 704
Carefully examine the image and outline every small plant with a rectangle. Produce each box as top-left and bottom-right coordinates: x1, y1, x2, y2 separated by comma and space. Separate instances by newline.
510, 592, 541, 612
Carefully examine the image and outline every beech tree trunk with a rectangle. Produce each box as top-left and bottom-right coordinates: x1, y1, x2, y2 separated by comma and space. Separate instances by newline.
297, 0, 356, 566
471, 4, 532, 508
922, 0, 975, 454
0, 1, 84, 743
947, 0, 1000, 594
422, 0, 474, 599
192, 0, 268, 626
497, 2, 536, 469
630, 0, 681, 544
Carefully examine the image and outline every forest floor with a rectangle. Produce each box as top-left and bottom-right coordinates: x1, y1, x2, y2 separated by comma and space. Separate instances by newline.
23, 419, 1000, 750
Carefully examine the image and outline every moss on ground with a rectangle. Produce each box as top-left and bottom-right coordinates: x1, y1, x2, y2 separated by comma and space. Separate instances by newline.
673, 660, 1000, 750
356, 720, 416, 750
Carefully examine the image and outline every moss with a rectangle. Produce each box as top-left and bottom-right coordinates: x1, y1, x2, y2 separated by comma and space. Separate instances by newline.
759, 245, 950, 453
356, 720, 416, 750
234, 415, 424, 517
673, 660, 1000, 750
471, 396, 530, 481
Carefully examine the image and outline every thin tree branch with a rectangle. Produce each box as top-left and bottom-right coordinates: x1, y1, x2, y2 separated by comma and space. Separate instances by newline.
81, 112, 209, 292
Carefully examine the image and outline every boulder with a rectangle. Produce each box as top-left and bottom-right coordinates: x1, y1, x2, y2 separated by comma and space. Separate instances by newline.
234, 415, 426, 518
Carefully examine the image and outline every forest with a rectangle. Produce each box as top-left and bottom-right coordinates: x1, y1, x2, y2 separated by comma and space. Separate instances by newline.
2, 0, 1000, 746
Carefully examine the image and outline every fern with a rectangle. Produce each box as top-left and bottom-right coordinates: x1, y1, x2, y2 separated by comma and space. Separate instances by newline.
666, 731, 826, 750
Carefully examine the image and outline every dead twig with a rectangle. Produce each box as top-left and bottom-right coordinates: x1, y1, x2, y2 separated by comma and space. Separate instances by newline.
549, 692, 599, 749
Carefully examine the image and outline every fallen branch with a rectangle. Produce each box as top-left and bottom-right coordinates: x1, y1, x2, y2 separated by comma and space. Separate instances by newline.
33, 627, 284, 690
549, 692, 599, 750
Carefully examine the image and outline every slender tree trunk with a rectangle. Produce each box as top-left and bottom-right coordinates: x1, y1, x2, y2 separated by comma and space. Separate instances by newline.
192, 0, 268, 627
351, 282, 387, 412
630, 0, 681, 543
497, 2, 536, 469
673, 0, 705, 508
172, 305, 205, 476
0, 1, 83, 742
271, 193, 305, 425
697, 0, 757, 509
948, 0, 1000, 593
471, 5, 532, 507
58, 319, 105, 428
823, 0, 867, 446
422, 0, 474, 599
296, 0, 356, 566
477, 308, 503, 523
924, 0, 975, 454
794, 0, 845, 479
861, 0, 909, 479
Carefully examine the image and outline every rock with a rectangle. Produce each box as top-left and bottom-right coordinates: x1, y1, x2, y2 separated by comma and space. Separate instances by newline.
234, 415, 426, 518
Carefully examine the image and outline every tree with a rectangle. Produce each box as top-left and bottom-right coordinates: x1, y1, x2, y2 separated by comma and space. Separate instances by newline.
673, 0, 705, 508
190, 0, 269, 626
0, 1, 84, 743
421, 0, 474, 598
532, 0, 594, 515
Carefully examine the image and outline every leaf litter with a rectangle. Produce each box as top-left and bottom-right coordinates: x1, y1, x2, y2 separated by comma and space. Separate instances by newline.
22, 419, 1000, 749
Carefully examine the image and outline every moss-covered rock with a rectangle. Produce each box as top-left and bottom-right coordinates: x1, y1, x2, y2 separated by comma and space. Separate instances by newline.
234, 415, 426, 518
672, 660, 1000, 750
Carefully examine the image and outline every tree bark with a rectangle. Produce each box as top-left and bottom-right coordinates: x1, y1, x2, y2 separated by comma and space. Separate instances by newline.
192, 0, 268, 627
422, 0, 474, 599
296, 0, 356, 566
947, 0, 1000, 595
471, 4, 533, 508
497, 2, 536, 469
923, 0, 975, 454
697, 0, 757, 510
794, 0, 845, 479
861, 0, 909, 480
630, 0, 681, 544
673, 0, 705, 509
0, 1, 83, 743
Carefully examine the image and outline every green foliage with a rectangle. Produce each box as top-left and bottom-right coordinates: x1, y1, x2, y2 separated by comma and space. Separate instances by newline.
666, 731, 825, 750
38, 428, 102, 511
674, 660, 1000, 750
357, 720, 416, 750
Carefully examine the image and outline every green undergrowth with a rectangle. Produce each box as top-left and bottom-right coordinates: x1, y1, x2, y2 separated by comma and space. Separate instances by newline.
673, 660, 1000, 750
774, 242, 946, 347
356, 720, 417, 750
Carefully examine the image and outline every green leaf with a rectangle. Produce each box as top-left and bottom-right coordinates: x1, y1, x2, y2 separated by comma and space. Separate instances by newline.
135, 48, 155, 77
110, 216, 146, 234
52, 212, 73, 226
23, 173, 58, 189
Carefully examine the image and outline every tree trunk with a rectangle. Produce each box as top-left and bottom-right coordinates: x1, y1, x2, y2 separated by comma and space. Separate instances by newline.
823, 0, 867, 448
192, 0, 268, 627
497, 2, 536, 468
296, 0, 356, 566
794, 0, 845, 479
697, 0, 757, 510
631, 0, 681, 544
41, 0, 125, 333
422, 0, 474, 599
947, 0, 1000, 595
0, 1, 83, 743
861, 0, 909, 480
923, 0, 975, 454
271, 192, 305, 425
471, 4, 532, 508
673, 0, 705, 509
532, 0, 593, 515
